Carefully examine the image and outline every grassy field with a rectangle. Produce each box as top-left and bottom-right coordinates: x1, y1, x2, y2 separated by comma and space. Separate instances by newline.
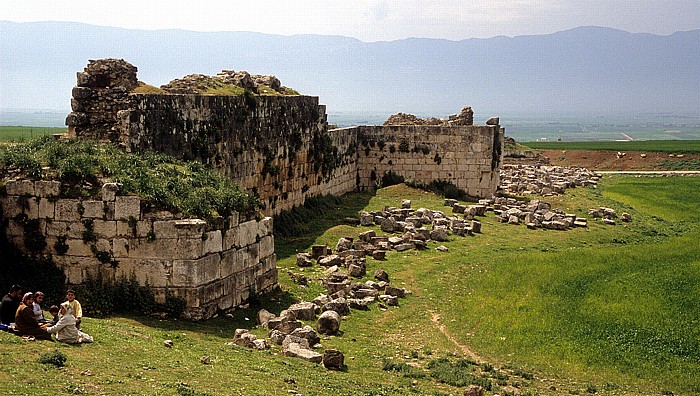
1, 176, 699, 395
0, 126, 66, 142
522, 140, 700, 153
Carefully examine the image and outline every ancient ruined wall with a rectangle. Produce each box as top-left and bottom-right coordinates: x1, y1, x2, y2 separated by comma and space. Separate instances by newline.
354, 125, 504, 197
0, 180, 276, 320
117, 94, 359, 215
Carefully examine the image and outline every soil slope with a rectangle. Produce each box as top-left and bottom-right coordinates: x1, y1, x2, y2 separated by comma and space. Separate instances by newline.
538, 150, 700, 170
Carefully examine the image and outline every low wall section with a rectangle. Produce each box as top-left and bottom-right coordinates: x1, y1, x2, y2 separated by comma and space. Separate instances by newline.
0, 179, 276, 320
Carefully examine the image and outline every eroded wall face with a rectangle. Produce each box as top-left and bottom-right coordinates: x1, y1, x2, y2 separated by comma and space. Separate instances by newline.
355, 125, 503, 197
120, 94, 360, 215
0, 180, 276, 320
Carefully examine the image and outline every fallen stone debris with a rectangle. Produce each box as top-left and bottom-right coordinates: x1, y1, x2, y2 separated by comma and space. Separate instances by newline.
499, 164, 600, 196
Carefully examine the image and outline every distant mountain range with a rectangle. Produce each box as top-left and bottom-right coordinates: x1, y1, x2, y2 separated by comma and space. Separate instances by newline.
1, 21, 699, 124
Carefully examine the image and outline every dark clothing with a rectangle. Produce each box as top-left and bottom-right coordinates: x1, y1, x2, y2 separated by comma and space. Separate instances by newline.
14, 303, 53, 341
1, 294, 21, 325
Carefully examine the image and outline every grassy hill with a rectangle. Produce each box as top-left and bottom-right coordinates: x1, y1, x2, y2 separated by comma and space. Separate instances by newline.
1, 175, 699, 395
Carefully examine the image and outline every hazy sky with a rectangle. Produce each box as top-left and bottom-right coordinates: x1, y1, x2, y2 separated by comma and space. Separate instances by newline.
3, 0, 699, 41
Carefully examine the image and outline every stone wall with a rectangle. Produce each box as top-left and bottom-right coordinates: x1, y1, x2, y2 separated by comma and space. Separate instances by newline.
117, 94, 360, 215
355, 125, 504, 197
0, 179, 276, 320
66, 59, 504, 215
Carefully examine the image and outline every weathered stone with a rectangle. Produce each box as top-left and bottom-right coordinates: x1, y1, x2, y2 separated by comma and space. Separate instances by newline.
323, 349, 345, 369
257, 309, 276, 327
282, 341, 322, 363
360, 212, 375, 226
296, 252, 313, 267
372, 250, 387, 260
323, 298, 350, 316
379, 294, 399, 306
430, 226, 449, 241
347, 262, 366, 278
287, 302, 318, 321
348, 298, 371, 310
464, 385, 485, 396
335, 237, 353, 252
374, 268, 390, 282
269, 329, 286, 345
311, 245, 330, 260
291, 325, 321, 347
316, 310, 341, 335
436, 245, 449, 252
620, 212, 632, 222
358, 229, 376, 242
384, 286, 405, 298
318, 254, 343, 267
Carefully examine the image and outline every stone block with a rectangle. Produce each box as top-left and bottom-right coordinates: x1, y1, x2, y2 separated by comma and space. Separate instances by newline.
258, 216, 273, 238
81, 200, 105, 218
259, 235, 274, 257
5, 179, 35, 196
153, 220, 179, 239
173, 219, 207, 238
238, 220, 259, 246
113, 238, 129, 257
34, 180, 61, 197
116, 258, 171, 287
66, 239, 94, 257
172, 254, 221, 287
202, 230, 223, 255
93, 220, 117, 238
101, 182, 121, 201
55, 199, 81, 221
38, 199, 55, 219
114, 195, 141, 220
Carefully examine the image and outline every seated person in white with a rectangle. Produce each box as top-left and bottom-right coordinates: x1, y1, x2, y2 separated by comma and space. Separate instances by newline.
45, 302, 93, 344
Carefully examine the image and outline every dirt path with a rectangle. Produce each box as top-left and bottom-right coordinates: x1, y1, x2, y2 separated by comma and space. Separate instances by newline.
430, 312, 484, 363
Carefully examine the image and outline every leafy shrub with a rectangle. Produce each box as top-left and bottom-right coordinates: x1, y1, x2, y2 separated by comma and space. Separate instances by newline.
39, 350, 67, 367
0, 138, 259, 219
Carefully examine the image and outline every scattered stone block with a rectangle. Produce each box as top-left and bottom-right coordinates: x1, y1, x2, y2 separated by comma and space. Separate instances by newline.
374, 269, 390, 282
316, 310, 341, 335
323, 349, 345, 369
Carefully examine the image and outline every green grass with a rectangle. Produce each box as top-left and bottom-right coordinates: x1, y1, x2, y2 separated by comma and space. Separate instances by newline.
522, 140, 700, 153
0, 137, 258, 218
1, 177, 698, 395
0, 126, 66, 142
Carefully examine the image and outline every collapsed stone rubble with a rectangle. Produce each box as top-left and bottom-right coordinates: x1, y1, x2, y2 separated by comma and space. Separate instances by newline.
499, 164, 600, 196
160, 69, 295, 95
384, 106, 475, 126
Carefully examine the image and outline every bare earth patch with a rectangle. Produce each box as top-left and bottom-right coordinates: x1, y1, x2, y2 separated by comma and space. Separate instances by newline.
539, 149, 700, 170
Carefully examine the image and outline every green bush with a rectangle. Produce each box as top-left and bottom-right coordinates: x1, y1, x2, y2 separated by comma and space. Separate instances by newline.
38, 350, 67, 367
381, 171, 405, 187
0, 138, 259, 219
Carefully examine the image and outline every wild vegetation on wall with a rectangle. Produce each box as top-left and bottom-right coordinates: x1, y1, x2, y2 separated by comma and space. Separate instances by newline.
0, 137, 259, 219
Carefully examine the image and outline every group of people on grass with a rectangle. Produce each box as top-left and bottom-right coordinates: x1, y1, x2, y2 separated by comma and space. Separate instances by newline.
0, 285, 93, 343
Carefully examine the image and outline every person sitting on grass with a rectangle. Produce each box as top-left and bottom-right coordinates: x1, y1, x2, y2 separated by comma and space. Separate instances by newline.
14, 292, 53, 341
1, 284, 22, 326
33, 291, 50, 324
65, 289, 83, 329
45, 302, 93, 344
48, 305, 60, 326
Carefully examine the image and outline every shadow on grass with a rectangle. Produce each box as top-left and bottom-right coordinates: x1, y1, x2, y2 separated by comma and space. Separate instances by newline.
104, 287, 299, 338
274, 191, 375, 260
